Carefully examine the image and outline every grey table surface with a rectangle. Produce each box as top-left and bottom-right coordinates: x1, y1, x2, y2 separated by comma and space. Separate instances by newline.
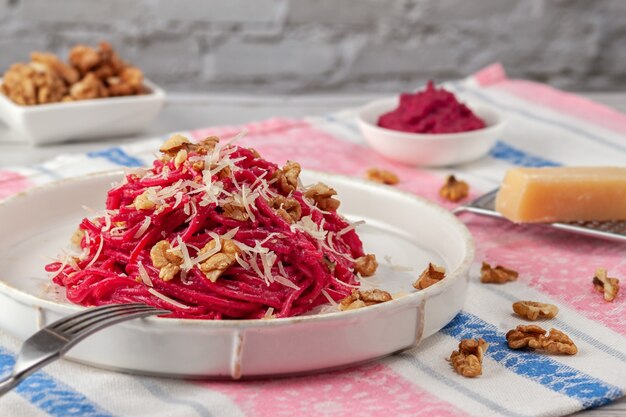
0, 92, 624, 417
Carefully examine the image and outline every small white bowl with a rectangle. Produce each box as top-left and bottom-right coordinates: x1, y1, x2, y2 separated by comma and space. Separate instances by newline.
0, 79, 166, 146
357, 97, 505, 167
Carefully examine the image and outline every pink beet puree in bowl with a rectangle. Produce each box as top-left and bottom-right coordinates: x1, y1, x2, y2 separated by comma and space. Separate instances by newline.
377, 81, 486, 134
357, 83, 505, 167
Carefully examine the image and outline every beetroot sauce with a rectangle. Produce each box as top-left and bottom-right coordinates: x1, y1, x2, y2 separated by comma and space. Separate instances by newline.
378, 81, 486, 134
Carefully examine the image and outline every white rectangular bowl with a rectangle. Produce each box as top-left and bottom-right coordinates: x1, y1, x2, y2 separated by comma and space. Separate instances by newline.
0, 79, 166, 146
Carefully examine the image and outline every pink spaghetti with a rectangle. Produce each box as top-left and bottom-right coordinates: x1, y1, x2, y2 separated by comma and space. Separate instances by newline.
46, 135, 376, 319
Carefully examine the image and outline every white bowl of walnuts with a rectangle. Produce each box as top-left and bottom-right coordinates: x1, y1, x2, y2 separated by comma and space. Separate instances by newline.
0, 42, 165, 146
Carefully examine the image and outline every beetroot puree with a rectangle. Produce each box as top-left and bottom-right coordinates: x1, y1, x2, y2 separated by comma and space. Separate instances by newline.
377, 81, 486, 134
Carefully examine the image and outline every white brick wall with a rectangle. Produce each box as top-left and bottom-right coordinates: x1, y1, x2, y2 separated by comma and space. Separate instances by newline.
1, 0, 624, 93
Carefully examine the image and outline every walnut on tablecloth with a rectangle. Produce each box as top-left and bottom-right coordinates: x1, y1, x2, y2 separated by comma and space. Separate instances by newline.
439, 175, 469, 202
450, 338, 489, 378
593, 268, 620, 302
480, 262, 518, 284
512, 301, 559, 320
506, 325, 577, 355
365, 168, 400, 185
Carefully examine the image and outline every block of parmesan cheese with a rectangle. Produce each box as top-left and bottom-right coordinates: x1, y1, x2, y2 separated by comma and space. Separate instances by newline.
495, 167, 626, 223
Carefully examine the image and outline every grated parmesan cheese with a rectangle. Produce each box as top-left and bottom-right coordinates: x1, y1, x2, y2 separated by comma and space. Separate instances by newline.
337, 220, 365, 237
321, 289, 337, 306
274, 275, 300, 290
133, 216, 152, 239
176, 236, 193, 272
148, 288, 190, 310
85, 237, 105, 269
137, 261, 153, 287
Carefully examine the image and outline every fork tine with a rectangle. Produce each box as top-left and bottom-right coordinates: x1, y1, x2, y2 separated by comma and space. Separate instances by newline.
59, 305, 167, 334
66, 309, 171, 341
51, 303, 148, 330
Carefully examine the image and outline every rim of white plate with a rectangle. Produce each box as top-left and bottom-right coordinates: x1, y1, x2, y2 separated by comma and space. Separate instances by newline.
0, 169, 474, 329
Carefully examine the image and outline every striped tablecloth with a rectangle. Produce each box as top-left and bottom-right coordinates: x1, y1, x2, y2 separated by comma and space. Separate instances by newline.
1, 64, 625, 417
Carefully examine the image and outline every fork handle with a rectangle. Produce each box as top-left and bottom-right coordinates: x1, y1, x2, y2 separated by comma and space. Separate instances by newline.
0, 353, 58, 398
0, 374, 20, 397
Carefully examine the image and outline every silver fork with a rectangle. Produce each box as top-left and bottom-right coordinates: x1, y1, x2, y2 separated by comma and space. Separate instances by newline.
0, 303, 170, 397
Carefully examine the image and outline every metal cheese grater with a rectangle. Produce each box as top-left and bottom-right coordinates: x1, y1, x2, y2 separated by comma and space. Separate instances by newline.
453, 189, 626, 243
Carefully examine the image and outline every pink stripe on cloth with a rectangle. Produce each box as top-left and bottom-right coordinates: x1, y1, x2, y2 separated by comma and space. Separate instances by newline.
205, 362, 468, 417
473, 63, 507, 87
188, 117, 477, 208
0, 170, 34, 200
472, 63, 626, 136
465, 215, 626, 336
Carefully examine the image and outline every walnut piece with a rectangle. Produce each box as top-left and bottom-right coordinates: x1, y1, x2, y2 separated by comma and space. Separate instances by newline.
304, 182, 340, 211
68, 45, 101, 74
450, 338, 488, 378
133, 190, 156, 210
512, 301, 559, 320
1, 62, 67, 105
198, 239, 240, 282
414, 263, 446, 290
150, 240, 184, 281
71, 228, 85, 247
339, 289, 392, 311
480, 261, 518, 284
354, 254, 378, 277
366, 168, 399, 185
31, 52, 79, 85
160, 134, 191, 154
174, 149, 188, 169
439, 175, 469, 202
70, 72, 109, 100
593, 268, 620, 302
274, 161, 301, 194
107, 66, 143, 96
506, 325, 577, 355
269, 196, 302, 224
223, 202, 249, 221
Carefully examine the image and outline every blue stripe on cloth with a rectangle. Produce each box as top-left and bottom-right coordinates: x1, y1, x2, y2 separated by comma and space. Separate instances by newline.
489, 141, 560, 167
33, 165, 63, 179
87, 147, 144, 167
442, 312, 623, 408
479, 285, 626, 364
139, 379, 214, 417
396, 353, 528, 417
0, 347, 115, 417
451, 82, 626, 153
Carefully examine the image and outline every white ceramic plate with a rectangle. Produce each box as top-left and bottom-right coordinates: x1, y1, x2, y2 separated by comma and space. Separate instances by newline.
0, 171, 473, 378
357, 96, 505, 167
0, 79, 165, 146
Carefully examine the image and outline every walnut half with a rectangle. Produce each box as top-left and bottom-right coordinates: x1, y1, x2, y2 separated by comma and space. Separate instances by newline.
439, 175, 469, 202
365, 168, 399, 185
480, 262, 518, 284
414, 263, 446, 290
593, 268, 620, 302
506, 325, 577, 355
274, 161, 301, 195
304, 182, 340, 211
339, 289, 392, 311
512, 301, 559, 320
150, 240, 184, 281
354, 254, 378, 277
450, 338, 489, 378
269, 195, 302, 224
198, 239, 240, 282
